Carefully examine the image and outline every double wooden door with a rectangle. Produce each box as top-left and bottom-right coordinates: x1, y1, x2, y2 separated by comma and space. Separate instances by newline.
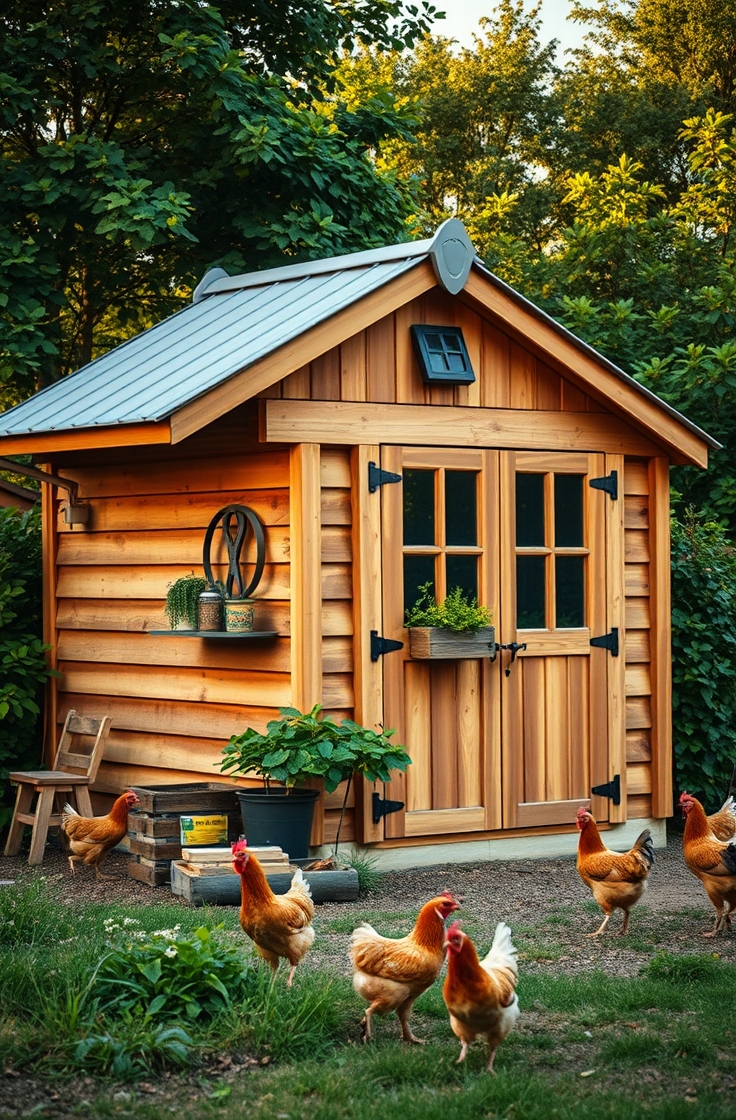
377, 445, 625, 840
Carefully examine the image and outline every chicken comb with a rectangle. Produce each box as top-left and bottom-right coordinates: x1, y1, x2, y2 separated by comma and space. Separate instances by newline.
445, 919, 463, 938
679, 791, 692, 803
231, 839, 248, 855
576, 805, 590, 819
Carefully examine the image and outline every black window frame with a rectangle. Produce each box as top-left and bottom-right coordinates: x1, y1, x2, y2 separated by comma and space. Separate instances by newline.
410, 324, 476, 385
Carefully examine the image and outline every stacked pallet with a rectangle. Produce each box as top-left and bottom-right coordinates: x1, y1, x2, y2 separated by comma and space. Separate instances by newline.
180, 845, 290, 876
127, 783, 241, 886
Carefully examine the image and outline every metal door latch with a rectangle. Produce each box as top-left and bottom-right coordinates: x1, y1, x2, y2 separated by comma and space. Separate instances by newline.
489, 640, 527, 675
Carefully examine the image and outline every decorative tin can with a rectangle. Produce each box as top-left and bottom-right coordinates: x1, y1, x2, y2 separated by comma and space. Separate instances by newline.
197, 587, 223, 631
224, 598, 255, 632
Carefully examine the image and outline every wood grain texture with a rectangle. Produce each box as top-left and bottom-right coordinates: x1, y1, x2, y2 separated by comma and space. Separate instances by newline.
462, 270, 710, 467
60, 451, 290, 498
0, 422, 170, 456
289, 443, 322, 714
648, 457, 673, 817
264, 400, 662, 456
605, 453, 627, 824
350, 446, 384, 841
42, 476, 59, 765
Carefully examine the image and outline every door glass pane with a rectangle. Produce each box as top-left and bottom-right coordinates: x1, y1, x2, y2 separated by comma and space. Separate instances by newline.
556, 556, 585, 627
517, 555, 546, 627
403, 469, 435, 545
555, 474, 584, 547
445, 471, 477, 546
446, 555, 478, 602
404, 554, 436, 614
516, 474, 545, 546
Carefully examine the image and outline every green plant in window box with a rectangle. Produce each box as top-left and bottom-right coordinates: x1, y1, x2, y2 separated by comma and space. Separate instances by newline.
164, 574, 207, 630
405, 583, 494, 659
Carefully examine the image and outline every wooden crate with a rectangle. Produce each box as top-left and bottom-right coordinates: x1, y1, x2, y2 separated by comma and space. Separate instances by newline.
127, 783, 242, 886
170, 861, 360, 905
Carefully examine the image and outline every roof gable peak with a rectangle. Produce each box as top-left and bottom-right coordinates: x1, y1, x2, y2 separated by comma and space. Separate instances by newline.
193, 218, 476, 302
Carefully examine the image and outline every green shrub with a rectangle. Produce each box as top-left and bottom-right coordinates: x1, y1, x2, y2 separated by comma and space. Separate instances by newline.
88, 919, 253, 1022
74, 1018, 192, 1080
405, 582, 492, 633
0, 506, 53, 832
670, 511, 736, 810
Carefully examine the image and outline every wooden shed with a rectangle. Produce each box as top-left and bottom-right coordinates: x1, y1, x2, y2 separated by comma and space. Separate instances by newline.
0, 220, 716, 867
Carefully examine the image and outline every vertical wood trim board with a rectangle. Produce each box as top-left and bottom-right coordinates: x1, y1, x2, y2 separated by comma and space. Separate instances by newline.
290, 444, 323, 710
648, 457, 673, 817
351, 445, 385, 842
41, 471, 60, 767
290, 444, 323, 844
605, 453, 627, 823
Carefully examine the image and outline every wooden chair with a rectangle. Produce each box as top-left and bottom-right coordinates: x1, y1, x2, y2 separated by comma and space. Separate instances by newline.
4, 711, 112, 865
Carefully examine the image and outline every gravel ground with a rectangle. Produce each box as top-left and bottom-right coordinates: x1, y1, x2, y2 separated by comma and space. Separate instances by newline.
2, 827, 734, 1119
1, 825, 733, 978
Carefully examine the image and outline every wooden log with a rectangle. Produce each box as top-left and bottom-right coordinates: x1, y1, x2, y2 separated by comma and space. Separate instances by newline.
170, 860, 360, 904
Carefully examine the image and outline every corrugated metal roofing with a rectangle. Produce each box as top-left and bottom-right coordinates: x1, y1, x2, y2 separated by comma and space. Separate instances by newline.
0, 218, 719, 452
0, 255, 423, 436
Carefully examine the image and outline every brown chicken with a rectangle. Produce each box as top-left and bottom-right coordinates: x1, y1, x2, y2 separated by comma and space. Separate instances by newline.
576, 806, 654, 935
442, 920, 519, 1073
231, 839, 315, 985
350, 891, 460, 1044
61, 790, 140, 879
694, 793, 736, 842
680, 792, 736, 936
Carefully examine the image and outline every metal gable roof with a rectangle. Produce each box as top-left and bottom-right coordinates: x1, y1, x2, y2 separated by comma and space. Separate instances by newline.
0, 217, 718, 455
0, 255, 424, 437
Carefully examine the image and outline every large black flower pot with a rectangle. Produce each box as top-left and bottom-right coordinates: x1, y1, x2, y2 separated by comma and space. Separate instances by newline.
235, 788, 319, 860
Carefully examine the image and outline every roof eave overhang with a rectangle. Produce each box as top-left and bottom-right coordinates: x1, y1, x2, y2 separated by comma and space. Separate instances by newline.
0, 420, 171, 457
463, 265, 716, 469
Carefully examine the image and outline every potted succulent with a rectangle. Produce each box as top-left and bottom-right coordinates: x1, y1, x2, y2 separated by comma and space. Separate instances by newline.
164, 574, 207, 630
219, 704, 411, 859
405, 582, 495, 659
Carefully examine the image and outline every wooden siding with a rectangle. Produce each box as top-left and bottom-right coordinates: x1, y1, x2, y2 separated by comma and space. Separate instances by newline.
623, 459, 654, 818
49, 441, 292, 794
261, 289, 646, 429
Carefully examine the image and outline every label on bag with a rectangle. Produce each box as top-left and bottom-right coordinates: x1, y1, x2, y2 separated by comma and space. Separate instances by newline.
179, 814, 229, 845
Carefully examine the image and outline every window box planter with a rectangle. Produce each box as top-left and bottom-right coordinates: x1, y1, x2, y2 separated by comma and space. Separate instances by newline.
408, 625, 496, 659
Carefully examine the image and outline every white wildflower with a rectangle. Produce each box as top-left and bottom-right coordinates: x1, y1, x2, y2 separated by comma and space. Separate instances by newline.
165, 946, 178, 958
123, 917, 140, 927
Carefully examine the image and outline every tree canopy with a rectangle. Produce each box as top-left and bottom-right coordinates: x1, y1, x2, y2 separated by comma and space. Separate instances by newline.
0, 0, 440, 402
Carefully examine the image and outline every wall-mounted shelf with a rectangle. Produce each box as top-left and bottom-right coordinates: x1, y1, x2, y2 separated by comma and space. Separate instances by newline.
148, 630, 279, 640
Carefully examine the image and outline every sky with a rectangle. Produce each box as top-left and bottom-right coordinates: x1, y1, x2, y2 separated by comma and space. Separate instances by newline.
430, 0, 589, 56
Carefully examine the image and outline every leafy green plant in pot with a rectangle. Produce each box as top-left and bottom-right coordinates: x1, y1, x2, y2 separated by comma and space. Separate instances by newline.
164, 574, 206, 630
219, 704, 411, 859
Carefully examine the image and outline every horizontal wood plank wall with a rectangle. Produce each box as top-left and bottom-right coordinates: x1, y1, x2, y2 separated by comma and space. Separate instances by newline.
623, 459, 654, 818
49, 439, 292, 797
265, 290, 632, 421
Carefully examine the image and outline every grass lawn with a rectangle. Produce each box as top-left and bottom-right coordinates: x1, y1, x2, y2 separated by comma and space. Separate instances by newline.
1, 874, 735, 1119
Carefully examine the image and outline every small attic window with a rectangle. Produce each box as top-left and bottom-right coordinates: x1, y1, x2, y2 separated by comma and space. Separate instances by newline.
410, 325, 475, 385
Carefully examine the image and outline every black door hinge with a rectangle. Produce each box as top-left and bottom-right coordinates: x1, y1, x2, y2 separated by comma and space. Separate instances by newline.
372, 792, 405, 823
590, 627, 619, 656
591, 774, 621, 805
370, 630, 404, 662
589, 470, 618, 500
368, 461, 402, 493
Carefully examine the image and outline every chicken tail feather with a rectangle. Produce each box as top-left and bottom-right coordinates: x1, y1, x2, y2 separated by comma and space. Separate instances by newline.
722, 842, 736, 876
633, 828, 655, 869
289, 866, 313, 899
62, 803, 80, 818
481, 921, 518, 975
